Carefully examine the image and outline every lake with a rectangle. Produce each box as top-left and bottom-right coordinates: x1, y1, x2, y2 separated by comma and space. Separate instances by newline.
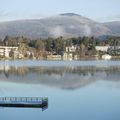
0, 60, 120, 120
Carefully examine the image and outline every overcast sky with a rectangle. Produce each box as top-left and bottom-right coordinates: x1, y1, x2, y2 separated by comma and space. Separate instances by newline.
0, 0, 120, 22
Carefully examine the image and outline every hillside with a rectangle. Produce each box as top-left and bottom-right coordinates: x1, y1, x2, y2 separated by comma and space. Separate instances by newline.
0, 13, 119, 39
103, 21, 120, 36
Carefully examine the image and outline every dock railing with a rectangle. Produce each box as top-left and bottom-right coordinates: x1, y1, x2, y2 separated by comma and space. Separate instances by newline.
0, 97, 47, 102
0, 97, 48, 110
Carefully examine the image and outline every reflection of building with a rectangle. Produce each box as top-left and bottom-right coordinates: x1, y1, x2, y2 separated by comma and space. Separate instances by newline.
63, 52, 73, 60
0, 65, 10, 71
102, 54, 112, 60
0, 46, 18, 58
0, 65, 120, 90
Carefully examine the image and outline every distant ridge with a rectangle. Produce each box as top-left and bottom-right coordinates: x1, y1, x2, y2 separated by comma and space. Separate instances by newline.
60, 13, 82, 16
0, 13, 119, 39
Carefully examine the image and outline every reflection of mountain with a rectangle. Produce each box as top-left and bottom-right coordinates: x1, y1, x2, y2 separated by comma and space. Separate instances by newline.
0, 66, 120, 90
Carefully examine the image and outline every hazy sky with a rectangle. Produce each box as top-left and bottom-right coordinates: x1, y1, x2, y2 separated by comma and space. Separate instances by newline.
0, 0, 120, 22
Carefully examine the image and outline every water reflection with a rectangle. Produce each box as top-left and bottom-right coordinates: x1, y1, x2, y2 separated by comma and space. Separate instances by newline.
0, 61, 120, 120
0, 65, 120, 90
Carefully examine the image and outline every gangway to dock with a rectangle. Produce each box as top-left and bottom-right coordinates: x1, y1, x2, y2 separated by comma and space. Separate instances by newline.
0, 97, 48, 110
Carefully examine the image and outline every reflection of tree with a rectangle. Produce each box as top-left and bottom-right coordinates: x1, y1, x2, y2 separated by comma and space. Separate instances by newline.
0, 66, 120, 78
0, 66, 120, 90
4, 71, 9, 78
0, 66, 29, 77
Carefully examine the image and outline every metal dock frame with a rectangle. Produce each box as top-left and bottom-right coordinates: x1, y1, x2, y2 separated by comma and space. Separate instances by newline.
0, 97, 48, 110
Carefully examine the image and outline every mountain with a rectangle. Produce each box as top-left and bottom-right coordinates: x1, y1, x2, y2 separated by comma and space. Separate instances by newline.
103, 21, 120, 36
0, 13, 119, 39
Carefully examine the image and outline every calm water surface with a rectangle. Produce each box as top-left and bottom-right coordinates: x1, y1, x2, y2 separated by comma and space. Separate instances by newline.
0, 60, 120, 120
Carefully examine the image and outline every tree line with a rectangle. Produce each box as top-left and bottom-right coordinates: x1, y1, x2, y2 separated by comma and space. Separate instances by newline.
0, 35, 120, 56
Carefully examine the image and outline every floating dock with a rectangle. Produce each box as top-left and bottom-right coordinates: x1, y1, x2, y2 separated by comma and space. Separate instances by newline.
0, 97, 48, 110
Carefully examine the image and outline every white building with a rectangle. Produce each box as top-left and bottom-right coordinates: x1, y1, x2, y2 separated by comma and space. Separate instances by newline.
47, 54, 62, 60
0, 46, 18, 58
96, 46, 120, 52
66, 46, 77, 52
95, 46, 110, 52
